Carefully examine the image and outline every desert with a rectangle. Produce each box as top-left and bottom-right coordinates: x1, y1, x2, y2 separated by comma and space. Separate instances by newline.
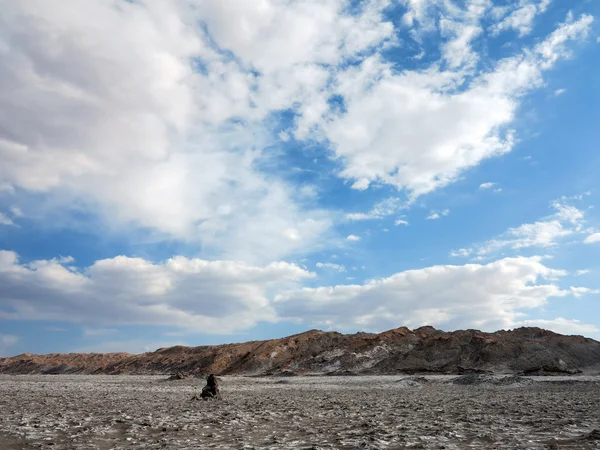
1, 327, 600, 449
1, 374, 600, 449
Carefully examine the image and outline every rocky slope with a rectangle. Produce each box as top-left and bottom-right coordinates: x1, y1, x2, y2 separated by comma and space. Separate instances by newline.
1, 326, 600, 376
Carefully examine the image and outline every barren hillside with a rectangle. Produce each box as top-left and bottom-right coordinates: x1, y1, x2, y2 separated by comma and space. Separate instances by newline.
1, 326, 599, 375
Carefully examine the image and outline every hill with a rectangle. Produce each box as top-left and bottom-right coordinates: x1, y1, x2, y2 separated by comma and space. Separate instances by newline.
1, 326, 599, 376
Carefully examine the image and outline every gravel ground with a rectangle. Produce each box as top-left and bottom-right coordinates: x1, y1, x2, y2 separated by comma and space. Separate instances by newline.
1, 374, 599, 449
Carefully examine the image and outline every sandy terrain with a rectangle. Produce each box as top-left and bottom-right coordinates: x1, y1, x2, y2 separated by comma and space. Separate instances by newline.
1, 375, 599, 449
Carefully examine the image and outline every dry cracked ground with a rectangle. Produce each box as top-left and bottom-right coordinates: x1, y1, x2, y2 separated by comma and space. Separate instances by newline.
1, 375, 599, 449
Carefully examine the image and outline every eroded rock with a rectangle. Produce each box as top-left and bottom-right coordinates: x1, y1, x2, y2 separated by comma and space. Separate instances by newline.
200, 374, 220, 400
167, 371, 189, 380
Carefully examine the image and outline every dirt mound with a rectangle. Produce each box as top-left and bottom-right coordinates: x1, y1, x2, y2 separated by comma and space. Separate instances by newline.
2, 326, 599, 376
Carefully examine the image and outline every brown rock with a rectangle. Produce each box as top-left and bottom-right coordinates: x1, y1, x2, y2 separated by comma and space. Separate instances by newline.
1, 326, 599, 376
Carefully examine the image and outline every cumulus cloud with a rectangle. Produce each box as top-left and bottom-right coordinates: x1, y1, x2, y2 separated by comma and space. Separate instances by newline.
395, 219, 409, 226
427, 209, 450, 220
1, 249, 597, 338
569, 286, 600, 297
346, 234, 361, 241
575, 269, 590, 276
346, 198, 403, 221
274, 256, 596, 333
452, 198, 588, 258
309, 12, 593, 198
316, 262, 346, 272
0, 1, 594, 264
0, 0, 336, 263
480, 182, 497, 189
0, 250, 313, 334
584, 233, 600, 244
491, 0, 552, 37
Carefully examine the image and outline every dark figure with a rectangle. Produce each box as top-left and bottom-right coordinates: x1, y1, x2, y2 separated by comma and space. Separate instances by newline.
200, 374, 220, 400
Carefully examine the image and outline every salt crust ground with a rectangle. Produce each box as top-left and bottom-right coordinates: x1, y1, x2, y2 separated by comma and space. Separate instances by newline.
0, 375, 599, 449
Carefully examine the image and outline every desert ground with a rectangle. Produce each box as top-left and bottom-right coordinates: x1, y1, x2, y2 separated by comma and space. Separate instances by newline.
1, 374, 599, 449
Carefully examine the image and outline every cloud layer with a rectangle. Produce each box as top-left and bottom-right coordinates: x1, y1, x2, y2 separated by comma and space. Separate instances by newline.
1, 250, 596, 337
451, 198, 590, 259
275, 256, 596, 335
0, 1, 594, 264
0, 250, 312, 333
0, 1, 597, 347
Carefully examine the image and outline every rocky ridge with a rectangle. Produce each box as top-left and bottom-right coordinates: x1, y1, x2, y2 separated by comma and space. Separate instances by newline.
1, 326, 599, 376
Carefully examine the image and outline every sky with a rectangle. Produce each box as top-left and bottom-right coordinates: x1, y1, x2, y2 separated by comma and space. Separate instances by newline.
1, 0, 600, 356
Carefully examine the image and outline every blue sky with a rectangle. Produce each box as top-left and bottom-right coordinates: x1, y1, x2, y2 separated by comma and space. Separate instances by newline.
1, 0, 600, 356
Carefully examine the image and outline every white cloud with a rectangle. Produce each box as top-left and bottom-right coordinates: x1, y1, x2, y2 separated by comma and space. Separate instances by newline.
346, 197, 403, 221
311, 12, 593, 198
0, 2, 594, 262
584, 233, 600, 244
345, 213, 371, 221
450, 248, 472, 258
452, 198, 588, 258
0, 0, 339, 264
16, 250, 589, 339
575, 269, 590, 276
505, 220, 573, 248
0, 334, 19, 356
480, 182, 497, 189
274, 256, 596, 334
316, 262, 346, 272
395, 219, 409, 226
491, 0, 552, 37
569, 286, 600, 297
0, 213, 15, 226
346, 234, 361, 241
0, 250, 313, 334
427, 209, 450, 220
554, 88, 566, 96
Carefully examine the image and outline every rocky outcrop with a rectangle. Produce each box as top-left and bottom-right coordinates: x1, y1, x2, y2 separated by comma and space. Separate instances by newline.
167, 371, 190, 380
200, 374, 220, 399
1, 326, 599, 376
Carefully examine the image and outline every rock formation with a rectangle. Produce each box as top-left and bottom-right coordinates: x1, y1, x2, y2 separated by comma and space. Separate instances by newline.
200, 374, 220, 399
1, 326, 600, 376
167, 371, 189, 380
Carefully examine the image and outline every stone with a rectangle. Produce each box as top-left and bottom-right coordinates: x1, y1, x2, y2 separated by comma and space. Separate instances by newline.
167, 372, 189, 380
200, 374, 220, 400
